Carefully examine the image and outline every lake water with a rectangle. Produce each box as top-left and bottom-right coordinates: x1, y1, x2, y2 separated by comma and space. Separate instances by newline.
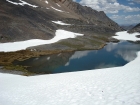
13, 41, 140, 74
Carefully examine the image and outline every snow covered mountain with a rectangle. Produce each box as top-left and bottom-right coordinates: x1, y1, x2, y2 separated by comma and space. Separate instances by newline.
0, 0, 123, 43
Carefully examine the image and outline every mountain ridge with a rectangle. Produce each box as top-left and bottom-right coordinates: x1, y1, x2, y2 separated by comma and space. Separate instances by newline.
0, 0, 123, 43
128, 23, 140, 33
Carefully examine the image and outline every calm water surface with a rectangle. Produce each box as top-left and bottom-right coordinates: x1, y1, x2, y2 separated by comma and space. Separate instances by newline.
13, 41, 140, 74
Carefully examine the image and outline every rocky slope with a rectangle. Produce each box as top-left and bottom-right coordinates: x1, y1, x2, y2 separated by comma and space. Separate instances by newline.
128, 23, 140, 33
0, 0, 123, 43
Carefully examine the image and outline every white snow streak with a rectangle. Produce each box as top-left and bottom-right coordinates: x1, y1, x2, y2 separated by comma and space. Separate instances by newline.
0, 29, 83, 52
45, 0, 48, 4
6, 0, 38, 8
56, 3, 61, 7
52, 21, 71, 25
51, 6, 64, 12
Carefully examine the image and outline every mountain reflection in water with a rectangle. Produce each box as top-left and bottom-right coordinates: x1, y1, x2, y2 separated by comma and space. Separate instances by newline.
13, 41, 140, 74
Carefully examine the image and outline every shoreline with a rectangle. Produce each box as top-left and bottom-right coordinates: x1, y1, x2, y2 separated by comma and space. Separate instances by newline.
0, 43, 107, 76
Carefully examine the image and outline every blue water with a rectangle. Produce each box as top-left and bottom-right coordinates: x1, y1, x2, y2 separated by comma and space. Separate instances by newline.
13, 41, 140, 74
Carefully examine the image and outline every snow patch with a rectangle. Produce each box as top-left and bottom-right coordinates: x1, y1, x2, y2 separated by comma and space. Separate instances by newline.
51, 6, 64, 12
113, 31, 140, 41
0, 29, 83, 52
52, 21, 71, 25
6, 0, 38, 8
56, 3, 61, 7
45, 1, 48, 4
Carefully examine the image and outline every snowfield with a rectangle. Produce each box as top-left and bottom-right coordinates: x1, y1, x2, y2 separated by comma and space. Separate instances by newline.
113, 31, 140, 41
0, 31, 140, 105
0, 29, 83, 52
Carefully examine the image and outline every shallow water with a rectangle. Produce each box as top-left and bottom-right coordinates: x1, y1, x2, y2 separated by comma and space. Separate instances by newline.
13, 41, 140, 74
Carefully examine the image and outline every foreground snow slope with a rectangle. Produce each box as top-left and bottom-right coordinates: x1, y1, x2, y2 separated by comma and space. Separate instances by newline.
0, 31, 140, 105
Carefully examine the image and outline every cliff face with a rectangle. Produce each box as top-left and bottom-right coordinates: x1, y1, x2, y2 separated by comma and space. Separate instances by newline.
128, 23, 140, 33
61, 0, 122, 31
0, 0, 123, 43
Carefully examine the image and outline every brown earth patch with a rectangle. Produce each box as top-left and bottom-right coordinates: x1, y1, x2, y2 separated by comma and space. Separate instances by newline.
0, 49, 74, 66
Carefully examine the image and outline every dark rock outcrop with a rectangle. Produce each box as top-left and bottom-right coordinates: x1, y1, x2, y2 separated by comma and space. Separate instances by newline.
128, 23, 140, 33
61, 0, 123, 31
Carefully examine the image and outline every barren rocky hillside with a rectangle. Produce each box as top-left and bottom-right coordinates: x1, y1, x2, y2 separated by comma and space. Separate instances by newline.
0, 0, 123, 43
128, 23, 140, 33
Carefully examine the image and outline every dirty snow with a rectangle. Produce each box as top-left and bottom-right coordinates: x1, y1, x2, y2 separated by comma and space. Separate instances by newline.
6, 0, 38, 8
51, 6, 64, 12
113, 31, 140, 41
0, 31, 140, 105
52, 21, 71, 25
0, 29, 83, 52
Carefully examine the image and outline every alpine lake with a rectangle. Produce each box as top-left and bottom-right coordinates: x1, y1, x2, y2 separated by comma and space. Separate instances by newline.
12, 41, 140, 75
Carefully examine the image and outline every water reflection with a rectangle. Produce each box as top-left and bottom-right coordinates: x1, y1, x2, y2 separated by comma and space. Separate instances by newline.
14, 52, 74, 74
105, 41, 140, 62
13, 41, 140, 74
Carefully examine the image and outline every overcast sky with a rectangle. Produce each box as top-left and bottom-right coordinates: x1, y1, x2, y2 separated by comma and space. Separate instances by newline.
73, 0, 140, 25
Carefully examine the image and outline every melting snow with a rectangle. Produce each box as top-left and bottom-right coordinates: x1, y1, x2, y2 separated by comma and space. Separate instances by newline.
51, 6, 64, 12
6, 0, 38, 8
52, 21, 71, 25
113, 31, 140, 41
0, 29, 83, 52
0, 31, 140, 105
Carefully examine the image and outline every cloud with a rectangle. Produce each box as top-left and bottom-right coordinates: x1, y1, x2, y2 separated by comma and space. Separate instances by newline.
117, 50, 137, 62
105, 43, 118, 52
110, 14, 140, 24
69, 51, 91, 59
79, 0, 140, 13
128, 2, 134, 5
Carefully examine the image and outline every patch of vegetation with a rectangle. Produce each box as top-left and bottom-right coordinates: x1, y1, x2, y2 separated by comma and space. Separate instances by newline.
58, 39, 85, 50
3, 65, 33, 76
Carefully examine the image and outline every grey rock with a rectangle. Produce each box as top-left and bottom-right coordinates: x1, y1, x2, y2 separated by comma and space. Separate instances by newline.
128, 23, 140, 33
